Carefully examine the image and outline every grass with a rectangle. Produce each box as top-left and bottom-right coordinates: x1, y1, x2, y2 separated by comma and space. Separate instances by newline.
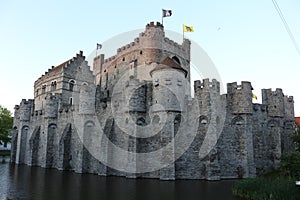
0, 150, 10, 156
232, 171, 300, 200
233, 152, 300, 199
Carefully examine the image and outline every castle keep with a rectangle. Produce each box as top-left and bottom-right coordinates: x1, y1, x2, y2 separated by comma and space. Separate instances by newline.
11, 22, 295, 180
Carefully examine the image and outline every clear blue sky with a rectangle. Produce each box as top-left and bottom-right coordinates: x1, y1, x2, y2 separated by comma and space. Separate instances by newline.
1, 0, 299, 115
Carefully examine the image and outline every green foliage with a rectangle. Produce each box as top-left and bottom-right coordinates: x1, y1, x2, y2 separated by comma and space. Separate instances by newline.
233, 152, 300, 200
280, 151, 300, 178
0, 105, 13, 144
293, 126, 300, 152
232, 176, 300, 200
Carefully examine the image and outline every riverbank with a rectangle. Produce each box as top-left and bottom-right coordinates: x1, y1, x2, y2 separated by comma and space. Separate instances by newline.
233, 151, 300, 200
232, 173, 300, 200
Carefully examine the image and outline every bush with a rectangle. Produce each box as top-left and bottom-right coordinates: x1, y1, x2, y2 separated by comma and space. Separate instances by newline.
233, 176, 300, 200
280, 151, 300, 178
233, 152, 300, 199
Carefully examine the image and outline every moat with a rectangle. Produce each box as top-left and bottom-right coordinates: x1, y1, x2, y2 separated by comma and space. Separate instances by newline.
0, 160, 236, 200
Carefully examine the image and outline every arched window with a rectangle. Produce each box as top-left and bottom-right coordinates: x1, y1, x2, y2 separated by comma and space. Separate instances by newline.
174, 114, 182, 135
69, 80, 75, 91
232, 116, 244, 125
136, 117, 146, 126
42, 85, 46, 94
51, 81, 57, 91
69, 97, 73, 105
199, 115, 209, 125
36, 89, 39, 96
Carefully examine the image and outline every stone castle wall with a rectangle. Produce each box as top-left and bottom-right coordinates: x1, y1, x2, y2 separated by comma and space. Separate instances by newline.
11, 22, 295, 180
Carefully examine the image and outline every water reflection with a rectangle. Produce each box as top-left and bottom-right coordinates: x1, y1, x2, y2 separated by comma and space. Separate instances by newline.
0, 162, 236, 200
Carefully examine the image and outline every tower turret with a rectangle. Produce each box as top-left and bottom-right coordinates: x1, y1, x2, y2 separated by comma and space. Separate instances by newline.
150, 56, 187, 112
262, 88, 284, 117
194, 78, 220, 114
227, 81, 253, 114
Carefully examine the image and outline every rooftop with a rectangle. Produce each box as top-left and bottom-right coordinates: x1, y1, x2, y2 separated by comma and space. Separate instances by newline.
150, 56, 188, 77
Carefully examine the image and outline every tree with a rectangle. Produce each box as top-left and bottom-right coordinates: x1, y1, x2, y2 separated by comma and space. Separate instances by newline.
293, 126, 300, 152
0, 105, 13, 145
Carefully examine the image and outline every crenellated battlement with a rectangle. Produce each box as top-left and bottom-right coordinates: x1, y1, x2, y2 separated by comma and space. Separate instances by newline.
227, 81, 253, 114
194, 78, 220, 94
262, 88, 284, 98
146, 21, 164, 29
20, 99, 34, 107
94, 22, 191, 82
227, 81, 253, 94
262, 88, 285, 117
283, 95, 294, 120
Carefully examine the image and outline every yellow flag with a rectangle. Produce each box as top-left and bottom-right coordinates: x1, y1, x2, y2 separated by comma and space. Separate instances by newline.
253, 94, 258, 100
183, 25, 194, 32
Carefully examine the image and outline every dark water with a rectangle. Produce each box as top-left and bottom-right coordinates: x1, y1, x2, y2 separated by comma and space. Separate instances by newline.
0, 160, 237, 200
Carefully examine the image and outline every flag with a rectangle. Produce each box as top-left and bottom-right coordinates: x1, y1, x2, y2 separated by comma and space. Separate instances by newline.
97, 43, 102, 50
183, 25, 194, 32
253, 94, 258, 100
162, 9, 172, 17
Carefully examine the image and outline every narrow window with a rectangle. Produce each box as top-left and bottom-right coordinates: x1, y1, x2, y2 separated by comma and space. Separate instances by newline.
51, 81, 57, 91
42, 85, 46, 94
69, 80, 75, 91
69, 97, 73, 105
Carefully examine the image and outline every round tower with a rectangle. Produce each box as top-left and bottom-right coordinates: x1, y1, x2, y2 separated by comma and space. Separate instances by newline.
150, 56, 187, 112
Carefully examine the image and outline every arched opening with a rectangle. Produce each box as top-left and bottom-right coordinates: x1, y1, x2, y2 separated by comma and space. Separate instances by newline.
69, 80, 75, 91
174, 114, 182, 135
59, 124, 72, 170
198, 115, 209, 138
10, 127, 18, 163
199, 115, 209, 125
19, 126, 29, 164
232, 116, 244, 126
51, 81, 57, 91
83, 121, 96, 173
30, 126, 41, 166
46, 124, 57, 168
172, 56, 181, 65
42, 85, 46, 94
136, 117, 146, 126
268, 119, 279, 128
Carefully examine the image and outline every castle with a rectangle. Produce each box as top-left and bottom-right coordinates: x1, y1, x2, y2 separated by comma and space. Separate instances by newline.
11, 22, 295, 180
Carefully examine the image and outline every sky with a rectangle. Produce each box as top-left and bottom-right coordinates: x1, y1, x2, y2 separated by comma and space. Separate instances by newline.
0, 0, 299, 116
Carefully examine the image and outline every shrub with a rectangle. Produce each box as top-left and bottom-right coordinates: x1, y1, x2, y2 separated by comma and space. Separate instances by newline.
233, 176, 300, 200
280, 151, 300, 178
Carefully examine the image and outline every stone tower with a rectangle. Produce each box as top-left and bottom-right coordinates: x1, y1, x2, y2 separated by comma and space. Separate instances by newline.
226, 81, 256, 177
150, 56, 188, 180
